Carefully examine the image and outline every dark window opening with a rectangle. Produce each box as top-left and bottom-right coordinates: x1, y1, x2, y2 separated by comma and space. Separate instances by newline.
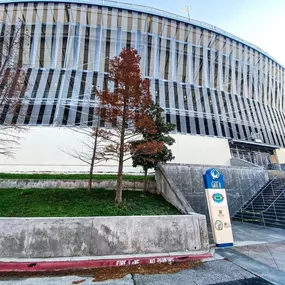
176, 115, 181, 132
62, 106, 70, 125
186, 116, 191, 133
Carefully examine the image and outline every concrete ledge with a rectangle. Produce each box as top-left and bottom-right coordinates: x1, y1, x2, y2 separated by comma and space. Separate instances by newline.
0, 215, 209, 258
0, 179, 156, 192
156, 165, 194, 214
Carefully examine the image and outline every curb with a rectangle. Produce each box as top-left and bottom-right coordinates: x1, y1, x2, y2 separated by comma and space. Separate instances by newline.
0, 252, 212, 272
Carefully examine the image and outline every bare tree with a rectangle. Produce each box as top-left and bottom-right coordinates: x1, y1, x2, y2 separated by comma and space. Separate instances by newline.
62, 90, 108, 192
63, 126, 107, 192
0, 19, 29, 156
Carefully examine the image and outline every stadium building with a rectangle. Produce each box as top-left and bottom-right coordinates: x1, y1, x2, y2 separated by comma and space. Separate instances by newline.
1, 0, 285, 172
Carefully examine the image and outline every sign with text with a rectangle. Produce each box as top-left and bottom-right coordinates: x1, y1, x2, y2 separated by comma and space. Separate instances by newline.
203, 168, 233, 247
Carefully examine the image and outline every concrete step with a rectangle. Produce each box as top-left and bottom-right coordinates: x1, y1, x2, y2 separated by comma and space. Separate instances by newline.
243, 203, 285, 209
235, 215, 285, 224
243, 205, 285, 211
241, 208, 285, 214
235, 211, 285, 220
231, 177, 285, 230
243, 194, 285, 204
233, 216, 285, 229
245, 199, 285, 205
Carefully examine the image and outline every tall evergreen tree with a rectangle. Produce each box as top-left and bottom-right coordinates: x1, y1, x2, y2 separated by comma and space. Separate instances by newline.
131, 103, 176, 192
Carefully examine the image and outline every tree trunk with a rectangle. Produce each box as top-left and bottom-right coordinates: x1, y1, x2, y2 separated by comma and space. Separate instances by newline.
88, 162, 94, 193
143, 168, 148, 194
115, 158, 123, 204
115, 125, 125, 203
88, 127, 99, 192
115, 100, 127, 204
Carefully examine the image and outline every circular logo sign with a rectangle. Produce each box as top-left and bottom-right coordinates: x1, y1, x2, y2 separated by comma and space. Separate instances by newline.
210, 169, 220, 180
212, 193, 224, 203
215, 220, 223, 231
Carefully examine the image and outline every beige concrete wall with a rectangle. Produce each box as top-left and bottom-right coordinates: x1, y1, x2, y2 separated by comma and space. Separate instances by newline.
274, 148, 285, 164
0, 127, 231, 173
0, 127, 124, 173
170, 134, 231, 166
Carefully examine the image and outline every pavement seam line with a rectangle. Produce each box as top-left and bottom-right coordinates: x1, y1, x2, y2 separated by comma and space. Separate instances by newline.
222, 254, 259, 279
265, 244, 279, 270
226, 258, 249, 280
131, 273, 137, 285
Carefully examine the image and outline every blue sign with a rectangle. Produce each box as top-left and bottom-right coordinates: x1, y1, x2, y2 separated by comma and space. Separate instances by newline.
203, 168, 225, 189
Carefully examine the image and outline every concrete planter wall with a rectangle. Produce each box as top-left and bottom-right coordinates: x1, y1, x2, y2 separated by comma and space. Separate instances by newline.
0, 179, 156, 193
156, 163, 269, 217
155, 167, 194, 215
0, 215, 208, 258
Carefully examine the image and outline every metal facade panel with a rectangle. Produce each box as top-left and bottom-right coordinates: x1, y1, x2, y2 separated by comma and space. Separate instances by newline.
0, 2, 284, 147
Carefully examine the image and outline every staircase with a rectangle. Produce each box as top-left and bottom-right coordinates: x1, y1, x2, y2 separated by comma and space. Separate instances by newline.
233, 176, 285, 229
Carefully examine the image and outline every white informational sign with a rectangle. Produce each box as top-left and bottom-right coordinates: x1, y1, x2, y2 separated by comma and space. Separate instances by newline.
203, 169, 234, 247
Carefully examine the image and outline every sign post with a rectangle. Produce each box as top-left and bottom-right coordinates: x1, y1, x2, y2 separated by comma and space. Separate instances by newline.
203, 168, 234, 247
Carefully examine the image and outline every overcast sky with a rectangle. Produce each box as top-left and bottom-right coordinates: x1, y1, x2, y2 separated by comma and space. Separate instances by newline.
126, 0, 285, 66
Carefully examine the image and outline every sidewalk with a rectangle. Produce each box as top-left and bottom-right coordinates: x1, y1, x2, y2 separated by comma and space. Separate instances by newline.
231, 221, 285, 273
234, 241, 285, 271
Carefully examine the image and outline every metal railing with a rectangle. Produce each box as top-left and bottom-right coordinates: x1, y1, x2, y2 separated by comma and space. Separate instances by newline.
229, 172, 268, 216
243, 175, 282, 208
239, 175, 285, 224
260, 189, 285, 226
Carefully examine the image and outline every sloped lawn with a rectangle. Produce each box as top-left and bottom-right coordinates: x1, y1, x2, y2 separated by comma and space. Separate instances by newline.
0, 188, 180, 217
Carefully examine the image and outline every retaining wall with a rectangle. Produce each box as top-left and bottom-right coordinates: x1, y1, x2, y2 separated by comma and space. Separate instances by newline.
155, 166, 194, 214
0, 215, 209, 258
0, 179, 156, 192
156, 163, 269, 217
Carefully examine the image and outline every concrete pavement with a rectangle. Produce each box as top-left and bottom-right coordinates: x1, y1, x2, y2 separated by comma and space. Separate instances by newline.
233, 241, 285, 271
217, 249, 285, 285
232, 221, 285, 244
231, 221, 285, 274
0, 275, 133, 285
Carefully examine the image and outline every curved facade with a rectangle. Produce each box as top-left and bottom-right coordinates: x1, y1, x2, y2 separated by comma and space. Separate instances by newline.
1, 0, 285, 153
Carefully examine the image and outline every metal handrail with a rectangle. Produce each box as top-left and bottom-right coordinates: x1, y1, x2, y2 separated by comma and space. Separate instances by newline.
240, 187, 285, 223
242, 174, 281, 210
262, 188, 285, 213
237, 175, 285, 226
240, 189, 285, 215
229, 172, 268, 209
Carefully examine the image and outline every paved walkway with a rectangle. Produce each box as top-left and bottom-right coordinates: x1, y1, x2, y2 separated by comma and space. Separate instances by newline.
234, 241, 285, 272
231, 221, 285, 273
232, 221, 285, 243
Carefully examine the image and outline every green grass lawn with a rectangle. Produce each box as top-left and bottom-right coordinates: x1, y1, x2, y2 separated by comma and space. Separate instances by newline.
0, 188, 180, 217
0, 173, 154, 181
